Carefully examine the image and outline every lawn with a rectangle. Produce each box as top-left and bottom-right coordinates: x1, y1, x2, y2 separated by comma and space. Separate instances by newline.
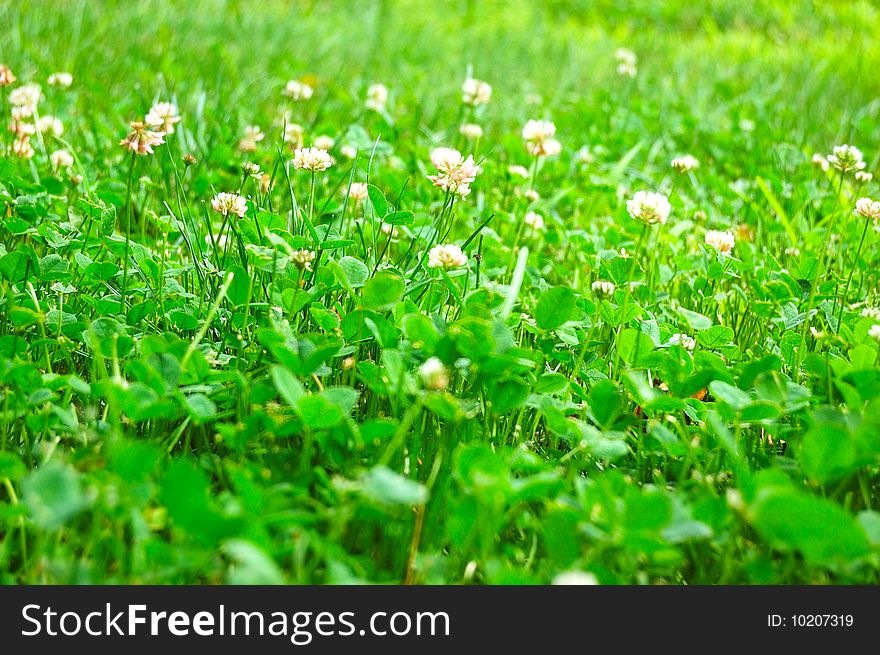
1, 0, 879, 584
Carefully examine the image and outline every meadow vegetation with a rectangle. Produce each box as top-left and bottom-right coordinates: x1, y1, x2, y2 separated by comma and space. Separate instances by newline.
1, 0, 880, 584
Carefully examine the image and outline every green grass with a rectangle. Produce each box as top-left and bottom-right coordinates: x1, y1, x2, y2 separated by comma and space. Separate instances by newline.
1, 0, 879, 584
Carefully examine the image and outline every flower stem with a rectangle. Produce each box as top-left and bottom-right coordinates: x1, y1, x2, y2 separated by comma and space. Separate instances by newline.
121, 151, 136, 312
836, 218, 871, 333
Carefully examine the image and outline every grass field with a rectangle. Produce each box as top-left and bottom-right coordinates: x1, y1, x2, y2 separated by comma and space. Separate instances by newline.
1, 0, 880, 584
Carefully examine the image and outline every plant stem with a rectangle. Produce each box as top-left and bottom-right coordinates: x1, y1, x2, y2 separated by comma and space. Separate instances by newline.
121, 151, 136, 311
836, 217, 871, 333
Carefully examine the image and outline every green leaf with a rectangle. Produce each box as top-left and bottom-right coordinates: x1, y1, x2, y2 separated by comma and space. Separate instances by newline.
678, 308, 712, 331
738, 401, 782, 422
84, 261, 120, 281
589, 380, 623, 429
296, 394, 343, 429
160, 459, 211, 533
751, 490, 869, 565
184, 393, 217, 423
0, 452, 26, 480
490, 378, 530, 413
362, 271, 404, 310
223, 539, 284, 584
696, 326, 734, 348
368, 184, 388, 216
39, 254, 69, 280
403, 313, 439, 350
271, 365, 306, 406
535, 286, 576, 330
543, 507, 581, 567
310, 305, 340, 331
109, 440, 161, 483
382, 210, 414, 225
454, 443, 509, 496
709, 380, 750, 410
338, 256, 370, 288
357, 465, 428, 506
321, 386, 360, 415
624, 488, 672, 533
799, 413, 857, 483
0, 252, 29, 283
84, 318, 130, 358
617, 328, 653, 365
22, 461, 89, 530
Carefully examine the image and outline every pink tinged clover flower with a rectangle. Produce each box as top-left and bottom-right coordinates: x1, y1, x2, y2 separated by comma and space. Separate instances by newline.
119, 121, 165, 155
427, 147, 478, 196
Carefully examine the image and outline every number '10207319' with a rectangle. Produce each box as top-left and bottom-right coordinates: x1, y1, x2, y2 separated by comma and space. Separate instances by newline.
767, 614, 854, 627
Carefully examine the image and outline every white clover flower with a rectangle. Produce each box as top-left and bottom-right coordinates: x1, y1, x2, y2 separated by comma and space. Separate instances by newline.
241, 161, 262, 178
211, 192, 248, 218
669, 333, 696, 350
827, 144, 866, 173
811, 153, 829, 171
145, 101, 181, 134
461, 78, 492, 106
340, 144, 357, 159
9, 83, 41, 110
50, 149, 74, 169
9, 119, 35, 137
534, 138, 561, 157
861, 307, 880, 321
9, 105, 33, 121
704, 229, 735, 254
427, 147, 478, 196
314, 135, 335, 151
523, 211, 544, 230
365, 83, 388, 111
591, 280, 615, 297
524, 188, 540, 202
552, 571, 599, 586
282, 122, 304, 148
283, 79, 313, 101
671, 154, 699, 173
522, 119, 555, 142
459, 123, 483, 139
614, 48, 638, 76
575, 146, 594, 164
348, 182, 369, 201
626, 190, 671, 225
291, 249, 316, 271
869, 324, 880, 342
0, 64, 16, 87
854, 197, 880, 221
856, 171, 873, 184
292, 147, 333, 172
238, 125, 265, 152
614, 47, 637, 66
47, 72, 73, 88
523, 119, 561, 157
427, 243, 467, 269
508, 164, 530, 179
12, 136, 34, 160
785, 246, 801, 257
418, 357, 449, 391
380, 223, 399, 238
119, 121, 165, 155
36, 115, 64, 138
616, 62, 638, 78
